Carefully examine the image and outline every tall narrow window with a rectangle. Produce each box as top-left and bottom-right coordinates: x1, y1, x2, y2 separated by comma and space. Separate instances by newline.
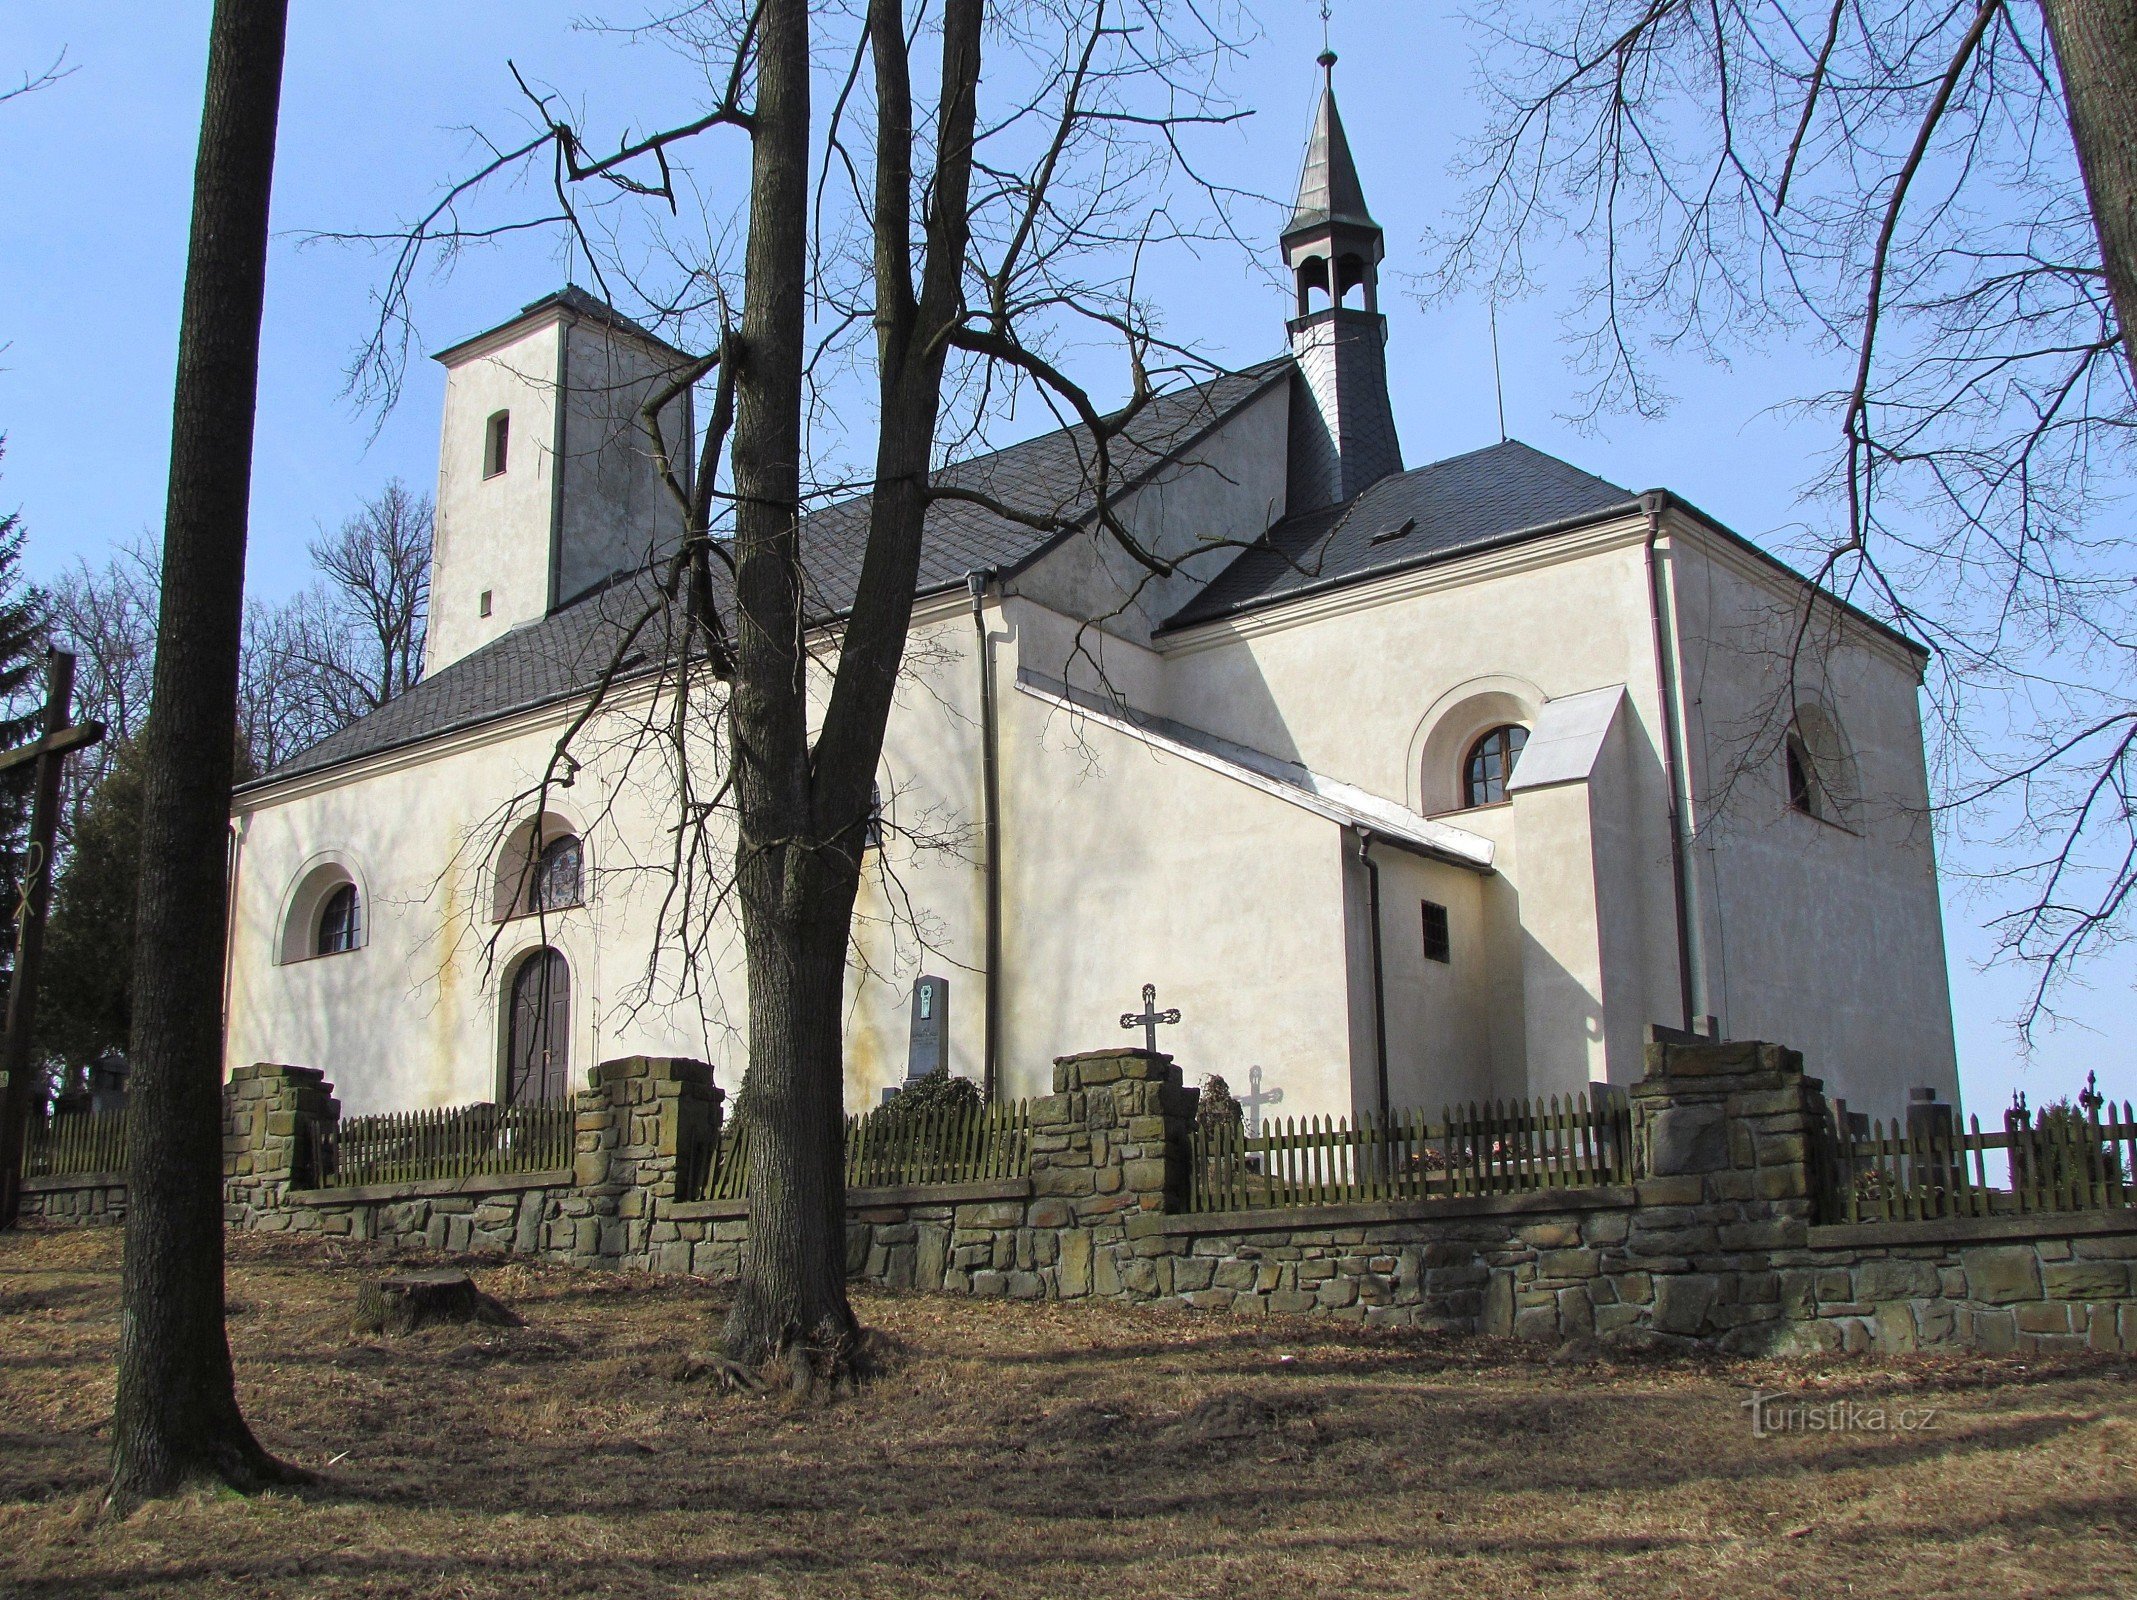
484, 410, 510, 478
1463, 724, 1528, 808
1421, 901, 1451, 964
1785, 733, 1822, 819
865, 782, 885, 852
316, 883, 361, 956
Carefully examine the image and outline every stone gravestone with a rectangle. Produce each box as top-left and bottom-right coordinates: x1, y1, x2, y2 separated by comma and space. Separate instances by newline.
905, 976, 949, 1082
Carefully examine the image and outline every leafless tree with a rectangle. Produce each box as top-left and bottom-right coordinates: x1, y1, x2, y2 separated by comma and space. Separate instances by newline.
1, 49, 75, 108
286, 478, 430, 726
1428, 0, 2137, 1030
46, 537, 160, 833
51, 483, 430, 793
339, 0, 1262, 1377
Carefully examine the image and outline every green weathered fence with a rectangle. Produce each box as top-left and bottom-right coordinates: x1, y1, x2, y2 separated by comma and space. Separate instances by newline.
1190, 1094, 1633, 1213
24, 1109, 129, 1177
684, 1098, 1034, 1203
307, 1100, 576, 1189
1826, 1102, 2137, 1223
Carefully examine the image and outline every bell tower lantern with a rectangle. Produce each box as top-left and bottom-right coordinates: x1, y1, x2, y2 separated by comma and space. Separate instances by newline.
1281, 52, 1401, 514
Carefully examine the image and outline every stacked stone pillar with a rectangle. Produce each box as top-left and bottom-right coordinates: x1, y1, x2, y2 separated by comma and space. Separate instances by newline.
223, 1062, 339, 1229
1619, 1038, 1828, 1350
562, 1055, 720, 1267
1031, 1047, 1198, 1300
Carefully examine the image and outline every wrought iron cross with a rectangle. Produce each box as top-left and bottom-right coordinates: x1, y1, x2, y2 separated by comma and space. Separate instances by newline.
1240, 1064, 1285, 1137
1119, 983, 1180, 1053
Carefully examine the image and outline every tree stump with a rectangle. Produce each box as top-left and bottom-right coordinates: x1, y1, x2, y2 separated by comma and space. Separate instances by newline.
353, 1270, 518, 1336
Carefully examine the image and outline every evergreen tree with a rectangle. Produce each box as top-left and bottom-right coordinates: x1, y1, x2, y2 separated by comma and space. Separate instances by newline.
38, 735, 144, 1072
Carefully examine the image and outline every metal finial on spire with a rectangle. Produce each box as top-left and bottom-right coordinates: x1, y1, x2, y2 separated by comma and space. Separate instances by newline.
1320, 0, 1332, 56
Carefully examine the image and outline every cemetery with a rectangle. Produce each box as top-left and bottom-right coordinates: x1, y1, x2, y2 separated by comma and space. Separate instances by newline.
21, 1033, 2137, 1358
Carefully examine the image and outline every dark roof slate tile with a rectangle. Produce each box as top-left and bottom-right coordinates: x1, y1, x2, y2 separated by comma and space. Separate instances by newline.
1161, 439, 1636, 630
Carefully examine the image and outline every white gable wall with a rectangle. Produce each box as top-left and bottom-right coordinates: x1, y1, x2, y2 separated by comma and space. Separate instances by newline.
1662, 514, 1958, 1111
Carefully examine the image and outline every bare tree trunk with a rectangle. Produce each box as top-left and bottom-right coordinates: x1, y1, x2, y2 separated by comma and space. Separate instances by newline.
2042, 0, 2137, 385
716, 0, 987, 1377
109, 0, 295, 1508
719, 0, 858, 1371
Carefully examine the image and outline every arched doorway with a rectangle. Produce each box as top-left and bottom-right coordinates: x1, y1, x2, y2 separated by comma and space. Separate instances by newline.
505, 947, 571, 1104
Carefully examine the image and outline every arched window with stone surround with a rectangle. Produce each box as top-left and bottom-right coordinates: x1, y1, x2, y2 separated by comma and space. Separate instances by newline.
279, 858, 368, 964
1463, 724, 1528, 809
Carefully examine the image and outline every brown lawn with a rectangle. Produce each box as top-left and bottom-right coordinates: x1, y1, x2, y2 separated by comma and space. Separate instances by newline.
1, 1223, 2133, 1599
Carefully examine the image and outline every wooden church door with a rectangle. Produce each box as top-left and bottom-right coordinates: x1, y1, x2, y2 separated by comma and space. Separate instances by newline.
506, 948, 570, 1104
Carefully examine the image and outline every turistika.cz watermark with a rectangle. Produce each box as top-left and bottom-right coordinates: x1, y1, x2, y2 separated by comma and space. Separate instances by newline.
1742, 1390, 1942, 1439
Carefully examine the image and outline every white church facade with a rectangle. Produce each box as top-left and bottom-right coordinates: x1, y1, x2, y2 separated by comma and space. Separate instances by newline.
223, 65, 1959, 1126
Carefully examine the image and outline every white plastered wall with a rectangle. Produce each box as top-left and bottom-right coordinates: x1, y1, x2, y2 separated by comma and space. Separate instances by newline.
1662, 516, 1959, 1116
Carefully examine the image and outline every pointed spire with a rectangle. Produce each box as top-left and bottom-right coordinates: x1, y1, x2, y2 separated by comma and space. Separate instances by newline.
1285, 52, 1377, 241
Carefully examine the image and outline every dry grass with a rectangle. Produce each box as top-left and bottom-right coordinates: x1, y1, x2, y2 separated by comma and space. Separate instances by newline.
2, 1224, 2134, 1598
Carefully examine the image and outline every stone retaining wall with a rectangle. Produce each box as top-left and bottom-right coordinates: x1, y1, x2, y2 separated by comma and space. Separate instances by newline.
19, 1172, 126, 1224
29, 1039, 2137, 1356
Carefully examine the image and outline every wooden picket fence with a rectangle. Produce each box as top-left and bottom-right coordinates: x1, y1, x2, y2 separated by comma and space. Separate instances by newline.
24, 1109, 129, 1177
1826, 1101, 2137, 1223
307, 1100, 577, 1189
683, 1098, 1033, 1203
1190, 1093, 1634, 1213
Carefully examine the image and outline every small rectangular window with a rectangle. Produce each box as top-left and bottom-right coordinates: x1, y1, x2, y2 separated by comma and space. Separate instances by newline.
484, 410, 510, 478
1421, 900, 1451, 964
479, 589, 493, 618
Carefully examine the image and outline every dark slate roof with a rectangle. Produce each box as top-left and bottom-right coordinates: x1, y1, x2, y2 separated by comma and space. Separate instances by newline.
1285, 56, 1377, 239
1162, 439, 1638, 631
251, 359, 1290, 788
431, 284, 689, 365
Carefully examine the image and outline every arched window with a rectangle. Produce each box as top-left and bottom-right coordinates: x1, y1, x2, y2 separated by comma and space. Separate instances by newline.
1785, 705, 1853, 824
493, 813, 586, 921
1785, 732, 1822, 818
528, 833, 583, 913
505, 947, 570, 1104
315, 883, 362, 956
280, 859, 367, 964
1463, 724, 1528, 808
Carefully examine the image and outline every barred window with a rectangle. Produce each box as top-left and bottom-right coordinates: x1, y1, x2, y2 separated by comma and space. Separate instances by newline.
1421, 900, 1451, 964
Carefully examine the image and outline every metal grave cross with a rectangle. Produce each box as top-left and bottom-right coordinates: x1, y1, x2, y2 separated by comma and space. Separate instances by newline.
1119, 983, 1180, 1053
1240, 1064, 1285, 1138
0, 650, 106, 1229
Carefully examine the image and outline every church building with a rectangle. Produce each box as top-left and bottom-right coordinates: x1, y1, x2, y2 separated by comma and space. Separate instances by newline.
224, 60, 1960, 1126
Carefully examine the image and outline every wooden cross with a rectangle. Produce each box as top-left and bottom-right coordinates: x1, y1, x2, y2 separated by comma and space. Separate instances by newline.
0, 650, 106, 1229
1118, 982, 1180, 1054
1240, 1064, 1284, 1137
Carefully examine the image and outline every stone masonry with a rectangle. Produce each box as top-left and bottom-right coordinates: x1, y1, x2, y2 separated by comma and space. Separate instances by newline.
19, 1039, 2137, 1356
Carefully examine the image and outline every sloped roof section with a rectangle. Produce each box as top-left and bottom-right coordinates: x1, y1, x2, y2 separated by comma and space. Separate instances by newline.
1285, 57, 1377, 239
1162, 439, 1637, 631
250, 360, 1289, 790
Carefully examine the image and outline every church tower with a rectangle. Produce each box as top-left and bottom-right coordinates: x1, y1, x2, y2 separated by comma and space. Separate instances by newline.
1281, 52, 1401, 514
423, 288, 694, 676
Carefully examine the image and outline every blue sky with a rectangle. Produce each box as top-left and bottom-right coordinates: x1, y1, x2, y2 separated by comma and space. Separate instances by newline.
0, 1, 2127, 1114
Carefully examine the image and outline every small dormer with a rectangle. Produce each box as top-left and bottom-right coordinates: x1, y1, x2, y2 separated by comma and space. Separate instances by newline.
424, 287, 696, 676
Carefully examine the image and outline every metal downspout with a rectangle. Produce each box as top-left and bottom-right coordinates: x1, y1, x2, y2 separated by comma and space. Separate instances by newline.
1643, 493, 1697, 1031
967, 569, 1002, 1102
1356, 828, 1391, 1127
